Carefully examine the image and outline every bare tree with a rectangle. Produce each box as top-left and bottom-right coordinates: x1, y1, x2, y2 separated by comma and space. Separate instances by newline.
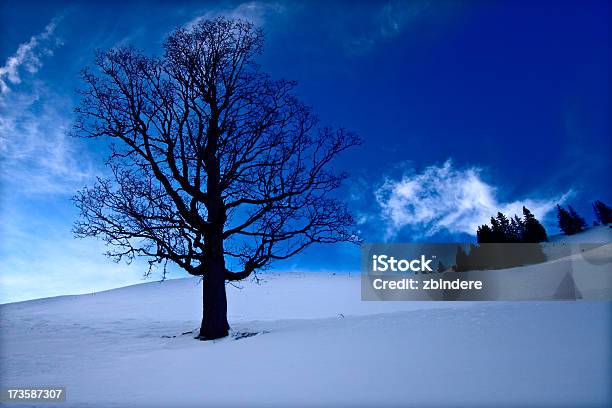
73, 18, 360, 340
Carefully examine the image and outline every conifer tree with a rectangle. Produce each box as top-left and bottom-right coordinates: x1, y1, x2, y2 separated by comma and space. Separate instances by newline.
496, 212, 511, 242
489, 217, 504, 242
513, 215, 525, 237
557, 204, 584, 235
488, 213, 507, 243
470, 208, 548, 271
455, 246, 469, 272
568, 206, 586, 233
593, 200, 612, 225
477, 224, 492, 244
509, 216, 524, 242
522, 206, 548, 242
557, 205, 572, 235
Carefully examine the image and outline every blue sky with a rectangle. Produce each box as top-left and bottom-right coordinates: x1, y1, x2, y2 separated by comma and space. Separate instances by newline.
0, 0, 609, 302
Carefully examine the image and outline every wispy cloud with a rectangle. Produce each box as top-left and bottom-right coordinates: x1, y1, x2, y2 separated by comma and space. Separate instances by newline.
345, 0, 433, 55
0, 16, 172, 304
0, 17, 62, 94
374, 160, 571, 238
379, 0, 428, 37
0, 85, 95, 194
0, 16, 94, 195
187, 1, 286, 28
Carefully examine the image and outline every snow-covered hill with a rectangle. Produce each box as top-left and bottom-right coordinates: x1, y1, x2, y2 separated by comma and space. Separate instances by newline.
1, 227, 611, 407
547, 224, 612, 243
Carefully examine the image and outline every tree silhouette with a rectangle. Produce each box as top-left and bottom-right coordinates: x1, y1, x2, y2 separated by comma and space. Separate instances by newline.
509, 215, 524, 242
593, 200, 612, 225
522, 206, 548, 243
568, 206, 587, 233
467, 208, 548, 270
557, 204, 586, 235
489, 216, 505, 243
479, 209, 547, 244
476, 224, 492, 244
455, 246, 469, 272
73, 18, 360, 340
495, 212, 511, 242
556, 205, 573, 235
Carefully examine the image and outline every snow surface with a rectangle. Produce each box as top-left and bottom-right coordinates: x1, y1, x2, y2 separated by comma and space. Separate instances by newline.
547, 224, 612, 243
1, 227, 611, 407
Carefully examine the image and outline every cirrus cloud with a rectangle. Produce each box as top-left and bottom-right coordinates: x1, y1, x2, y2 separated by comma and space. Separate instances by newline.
374, 160, 571, 238
0, 17, 62, 94
0, 16, 94, 195
186, 1, 286, 28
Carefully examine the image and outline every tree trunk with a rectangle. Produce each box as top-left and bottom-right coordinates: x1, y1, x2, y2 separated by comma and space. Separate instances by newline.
198, 257, 229, 340
198, 107, 229, 340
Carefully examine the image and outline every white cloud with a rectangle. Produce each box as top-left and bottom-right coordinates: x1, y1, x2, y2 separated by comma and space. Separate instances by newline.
0, 18, 62, 94
375, 160, 570, 238
0, 17, 95, 195
187, 1, 286, 28
0, 81, 95, 195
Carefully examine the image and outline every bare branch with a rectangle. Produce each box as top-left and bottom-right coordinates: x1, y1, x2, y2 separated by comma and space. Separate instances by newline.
73, 17, 360, 283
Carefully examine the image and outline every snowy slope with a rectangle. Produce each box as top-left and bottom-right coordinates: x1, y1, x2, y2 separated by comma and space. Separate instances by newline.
1, 227, 611, 407
1, 273, 610, 407
547, 224, 612, 243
